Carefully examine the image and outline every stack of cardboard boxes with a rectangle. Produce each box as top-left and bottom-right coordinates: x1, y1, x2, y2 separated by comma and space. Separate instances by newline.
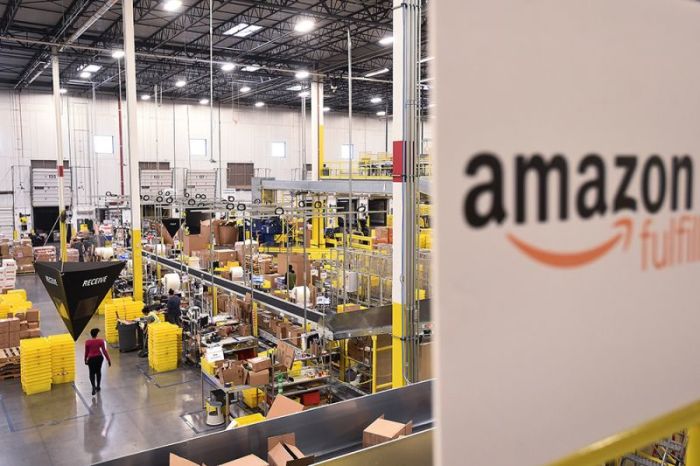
12, 240, 34, 274
215, 355, 272, 388
33, 246, 56, 262
0, 317, 20, 349
0, 309, 41, 343
0, 239, 12, 261
0, 258, 17, 291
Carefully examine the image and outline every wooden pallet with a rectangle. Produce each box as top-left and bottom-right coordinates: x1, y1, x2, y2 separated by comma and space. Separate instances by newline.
0, 347, 20, 364
0, 371, 19, 381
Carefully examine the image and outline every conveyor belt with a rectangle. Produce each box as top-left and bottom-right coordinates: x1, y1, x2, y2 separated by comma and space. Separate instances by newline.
622, 454, 660, 466
143, 251, 325, 323
95, 379, 433, 466
322, 299, 432, 340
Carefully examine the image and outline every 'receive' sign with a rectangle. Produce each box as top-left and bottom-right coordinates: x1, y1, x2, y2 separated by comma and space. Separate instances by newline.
433, 1, 700, 465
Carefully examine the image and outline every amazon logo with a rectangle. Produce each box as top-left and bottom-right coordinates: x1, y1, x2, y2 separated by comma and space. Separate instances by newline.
464, 152, 693, 268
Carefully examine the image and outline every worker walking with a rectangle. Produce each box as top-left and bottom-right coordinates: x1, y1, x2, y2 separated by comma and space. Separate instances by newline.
166, 289, 181, 325
286, 265, 297, 290
84, 328, 111, 396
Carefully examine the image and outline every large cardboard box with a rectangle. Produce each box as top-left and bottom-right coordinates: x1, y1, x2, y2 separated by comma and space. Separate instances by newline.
217, 361, 246, 386
0, 333, 8, 348
219, 224, 238, 246
25, 309, 39, 322
9, 332, 20, 346
246, 369, 269, 387
26, 329, 39, 339
362, 415, 413, 448
247, 356, 271, 372
276, 341, 296, 370
8, 317, 20, 332
219, 454, 268, 466
266, 433, 313, 466
0, 319, 9, 334
266, 395, 304, 420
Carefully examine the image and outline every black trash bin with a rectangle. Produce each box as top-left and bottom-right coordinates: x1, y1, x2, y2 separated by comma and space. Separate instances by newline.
117, 321, 139, 352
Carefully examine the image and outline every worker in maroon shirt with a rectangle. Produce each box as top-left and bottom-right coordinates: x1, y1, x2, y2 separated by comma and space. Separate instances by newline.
84, 328, 111, 395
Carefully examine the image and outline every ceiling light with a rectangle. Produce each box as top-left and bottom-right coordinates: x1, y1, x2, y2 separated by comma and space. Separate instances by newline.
162, 0, 182, 12
175, 79, 186, 88
239, 86, 251, 93
294, 18, 315, 33
365, 68, 389, 78
323, 106, 330, 112
224, 23, 262, 37
242, 65, 260, 72
199, 98, 209, 105
79, 71, 92, 79
419, 56, 434, 63
294, 70, 310, 80
111, 50, 124, 59
220, 62, 235, 72
376, 111, 386, 116
83, 64, 102, 73
298, 91, 309, 98
59, 88, 67, 94
370, 97, 382, 104
379, 36, 394, 46
141, 94, 150, 100
286, 85, 302, 91
254, 101, 265, 108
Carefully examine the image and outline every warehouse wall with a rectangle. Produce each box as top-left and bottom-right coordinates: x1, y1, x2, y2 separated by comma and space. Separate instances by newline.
0, 90, 407, 224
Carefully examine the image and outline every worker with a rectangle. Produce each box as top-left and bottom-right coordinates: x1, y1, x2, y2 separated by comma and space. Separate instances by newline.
72, 237, 86, 262
286, 264, 297, 290
84, 328, 111, 396
165, 288, 181, 325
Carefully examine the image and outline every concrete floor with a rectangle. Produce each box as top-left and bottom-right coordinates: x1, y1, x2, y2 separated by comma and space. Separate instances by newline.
0, 274, 217, 466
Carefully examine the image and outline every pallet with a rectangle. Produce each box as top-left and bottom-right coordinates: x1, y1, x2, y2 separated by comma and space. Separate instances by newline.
0, 347, 20, 364
0, 371, 19, 381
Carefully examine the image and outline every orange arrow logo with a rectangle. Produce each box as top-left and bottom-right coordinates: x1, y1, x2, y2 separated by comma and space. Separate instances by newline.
506, 218, 633, 268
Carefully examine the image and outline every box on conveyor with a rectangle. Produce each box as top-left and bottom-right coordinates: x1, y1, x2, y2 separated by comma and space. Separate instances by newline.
220, 454, 268, 466
266, 433, 313, 466
362, 415, 413, 448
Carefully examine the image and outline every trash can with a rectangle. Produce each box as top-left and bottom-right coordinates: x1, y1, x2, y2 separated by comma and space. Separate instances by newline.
117, 321, 139, 352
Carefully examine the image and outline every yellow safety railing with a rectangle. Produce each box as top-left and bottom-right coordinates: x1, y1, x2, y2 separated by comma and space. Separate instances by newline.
549, 400, 700, 466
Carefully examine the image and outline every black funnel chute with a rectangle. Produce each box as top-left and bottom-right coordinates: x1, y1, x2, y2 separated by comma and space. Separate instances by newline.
162, 218, 183, 239
35, 261, 126, 341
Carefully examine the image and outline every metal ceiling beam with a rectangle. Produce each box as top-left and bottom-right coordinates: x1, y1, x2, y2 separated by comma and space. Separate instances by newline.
0, 0, 22, 35
14, 0, 95, 88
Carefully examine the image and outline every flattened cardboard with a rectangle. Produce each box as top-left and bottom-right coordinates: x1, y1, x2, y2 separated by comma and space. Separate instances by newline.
266, 395, 304, 420
219, 454, 268, 466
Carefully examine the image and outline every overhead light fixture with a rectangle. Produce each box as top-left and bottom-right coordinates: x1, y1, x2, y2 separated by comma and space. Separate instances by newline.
111, 50, 124, 59
239, 86, 251, 93
286, 85, 302, 91
419, 56, 434, 63
242, 65, 260, 72
379, 36, 394, 46
294, 70, 310, 80
199, 98, 209, 105
79, 71, 92, 79
294, 18, 315, 33
59, 88, 67, 94
141, 94, 150, 100
221, 62, 235, 72
254, 101, 265, 108
323, 106, 330, 112
370, 97, 382, 104
162, 0, 182, 12
298, 91, 309, 98
175, 79, 186, 88
365, 68, 389, 78
224, 23, 262, 37
84, 64, 102, 73
376, 111, 386, 116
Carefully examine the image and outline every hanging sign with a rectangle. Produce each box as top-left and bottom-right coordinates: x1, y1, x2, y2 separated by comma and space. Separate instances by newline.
433, 1, 700, 465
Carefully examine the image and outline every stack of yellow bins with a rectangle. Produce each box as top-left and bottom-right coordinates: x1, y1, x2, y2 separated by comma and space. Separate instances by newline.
148, 322, 181, 372
48, 334, 75, 384
104, 298, 145, 344
0, 289, 32, 318
20, 338, 52, 395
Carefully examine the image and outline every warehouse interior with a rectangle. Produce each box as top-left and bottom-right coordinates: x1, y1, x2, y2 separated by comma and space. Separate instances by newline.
0, 1, 434, 465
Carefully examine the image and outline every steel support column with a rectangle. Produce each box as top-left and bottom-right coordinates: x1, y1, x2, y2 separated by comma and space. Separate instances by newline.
311, 80, 325, 180
122, 0, 143, 302
51, 52, 67, 261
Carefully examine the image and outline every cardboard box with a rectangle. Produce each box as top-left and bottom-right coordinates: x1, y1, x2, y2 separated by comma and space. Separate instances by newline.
13, 312, 24, 321
362, 415, 413, 448
217, 361, 246, 386
9, 332, 20, 346
219, 224, 238, 246
8, 318, 20, 332
287, 327, 304, 347
267, 433, 313, 466
169, 453, 201, 466
19, 330, 29, 339
27, 322, 39, 330
25, 309, 39, 322
246, 369, 269, 386
247, 356, 271, 372
26, 329, 39, 339
219, 454, 268, 466
0, 333, 8, 348
238, 324, 251, 337
266, 395, 304, 420
19, 322, 27, 331
0, 319, 9, 334
276, 341, 296, 370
